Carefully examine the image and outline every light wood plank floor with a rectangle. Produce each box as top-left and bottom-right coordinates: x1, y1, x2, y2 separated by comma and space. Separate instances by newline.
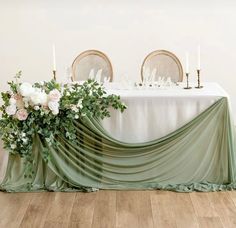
1, 145, 236, 227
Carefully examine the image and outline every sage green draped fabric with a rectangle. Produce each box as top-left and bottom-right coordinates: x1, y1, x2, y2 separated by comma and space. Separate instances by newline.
1, 97, 236, 192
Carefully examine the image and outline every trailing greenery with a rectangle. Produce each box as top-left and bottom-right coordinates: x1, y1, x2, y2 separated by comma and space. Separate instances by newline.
0, 72, 126, 179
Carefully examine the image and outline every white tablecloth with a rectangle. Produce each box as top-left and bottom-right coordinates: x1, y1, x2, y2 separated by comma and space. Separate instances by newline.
101, 83, 229, 143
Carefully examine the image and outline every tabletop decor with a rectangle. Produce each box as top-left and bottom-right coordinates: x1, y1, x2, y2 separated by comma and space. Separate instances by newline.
0, 72, 126, 181
52, 70, 56, 81
134, 76, 175, 89
183, 72, 192, 89
195, 69, 203, 89
195, 45, 203, 89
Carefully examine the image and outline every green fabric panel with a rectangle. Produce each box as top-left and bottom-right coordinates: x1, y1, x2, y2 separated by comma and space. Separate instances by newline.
1, 97, 236, 192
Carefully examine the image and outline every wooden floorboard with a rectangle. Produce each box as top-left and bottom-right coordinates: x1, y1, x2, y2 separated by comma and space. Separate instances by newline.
171, 192, 199, 228
0, 192, 34, 228
91, 190, 116, 228
207, 192, 236, 228
1, 190, 236, 228
2, 148, 236, 228
197, 217, 224, 228
19, 192, 55, 228
43, 192, 76, 228
69, 192, 97, 228
116, 190, 154, 228
150, 191, 176, 228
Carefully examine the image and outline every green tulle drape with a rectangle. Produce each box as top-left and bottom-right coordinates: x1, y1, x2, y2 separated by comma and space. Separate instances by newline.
1, 97, 236, 192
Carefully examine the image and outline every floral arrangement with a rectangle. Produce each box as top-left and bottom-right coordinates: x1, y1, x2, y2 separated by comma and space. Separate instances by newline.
0, 72, 126, 177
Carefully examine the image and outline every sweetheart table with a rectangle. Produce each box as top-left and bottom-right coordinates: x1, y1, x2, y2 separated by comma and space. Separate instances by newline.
1, 82, 236, 192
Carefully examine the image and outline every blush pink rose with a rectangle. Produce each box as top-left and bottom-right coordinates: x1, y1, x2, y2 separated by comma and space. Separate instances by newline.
48, 89, 61, 102
16, 108, 28, 121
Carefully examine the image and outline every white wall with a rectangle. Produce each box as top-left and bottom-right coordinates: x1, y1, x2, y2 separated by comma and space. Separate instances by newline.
1, 0, 236, 119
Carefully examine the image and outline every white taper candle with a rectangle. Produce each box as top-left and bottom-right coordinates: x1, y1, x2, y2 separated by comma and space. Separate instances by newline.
186, 52, 189, 74
197, 45, 201, 70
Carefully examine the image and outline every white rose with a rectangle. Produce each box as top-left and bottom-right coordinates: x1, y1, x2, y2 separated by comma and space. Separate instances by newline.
48, 101, 59, 115
30, 91, 48, 106
48, 89, 61, 102
5, 105, 17, 116
48, 101, 59, 111
34, 105, 40, 110
9, 98, 16, 105
19, 82, 34, 97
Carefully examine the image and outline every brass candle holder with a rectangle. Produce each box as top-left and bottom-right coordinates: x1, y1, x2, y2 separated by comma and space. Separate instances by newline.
195, 69, 203, 89
184, 73, 192, 89
53, 70, 56, 81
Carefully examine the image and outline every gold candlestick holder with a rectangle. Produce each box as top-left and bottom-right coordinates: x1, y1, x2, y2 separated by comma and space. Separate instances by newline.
184, 73, 192, 89
53, 70, 56, 81
195, 69, 203, 89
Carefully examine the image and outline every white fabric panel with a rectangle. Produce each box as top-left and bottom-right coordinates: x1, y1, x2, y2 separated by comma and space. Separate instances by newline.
101, 83, 229, 143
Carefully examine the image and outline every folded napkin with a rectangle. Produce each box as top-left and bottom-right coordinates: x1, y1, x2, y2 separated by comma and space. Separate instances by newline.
95, 69, 103, 83
166, 77, 172, 86
89, 69, 95, 80
143, 67, 150, 83
150, 68, 157, 83
103, 76, 111, 83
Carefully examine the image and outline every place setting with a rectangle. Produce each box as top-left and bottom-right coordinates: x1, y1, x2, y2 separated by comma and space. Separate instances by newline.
89, 48, 204, 92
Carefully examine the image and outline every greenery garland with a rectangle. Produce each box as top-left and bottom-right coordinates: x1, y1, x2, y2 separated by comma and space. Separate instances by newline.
0, 72, 126, 179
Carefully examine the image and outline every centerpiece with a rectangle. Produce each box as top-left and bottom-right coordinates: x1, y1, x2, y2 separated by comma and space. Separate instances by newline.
0, 71, 126, 178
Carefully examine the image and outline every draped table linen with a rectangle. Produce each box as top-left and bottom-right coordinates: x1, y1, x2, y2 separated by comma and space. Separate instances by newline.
1, 82, 236, 193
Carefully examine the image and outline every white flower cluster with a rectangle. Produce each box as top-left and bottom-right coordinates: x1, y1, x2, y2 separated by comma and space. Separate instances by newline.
5, 82, 62, 120
9, 132, 28, 149
70, 99, 83, 119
